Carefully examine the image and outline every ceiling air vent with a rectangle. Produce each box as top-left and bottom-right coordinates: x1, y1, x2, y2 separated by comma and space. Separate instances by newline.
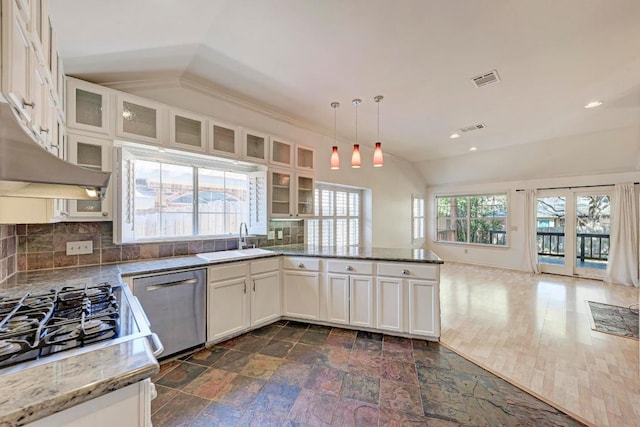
471, 70, 500, 88
459, 123, 486, 133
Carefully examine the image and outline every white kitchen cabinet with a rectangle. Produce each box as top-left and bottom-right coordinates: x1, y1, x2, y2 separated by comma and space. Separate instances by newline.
208, 258, 281, 342
295, 144, 315, 171
67, 133, 113, 220
30, 0, 49, 67
209, 120, 240, 158
242, 129, 269, 164
27, 379, 152, 427
376, 262, 440, 339
249, 259, 281, 327
208, 262, 249, 342
408, 279, 439, 337
2, 0, 33, 122
325, 274, 349, 325
67, 77, 112, 135
116, 94, 164, 145
14, 0, 31, 22
325, 260, 375, 328
376, 276, 405, 333
269, 169, 315, 218
350, 275, 375, 328
282, 257, 321, 320
169, 109, 207, 152
269, 137, 293, 168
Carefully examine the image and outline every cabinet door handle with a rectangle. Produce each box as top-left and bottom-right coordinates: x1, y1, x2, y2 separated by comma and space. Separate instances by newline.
298, 263, 305, 269
402, 269, 410, 275
253, 279, 256, 292
102, 212, 108, 217
40, 127, 49, 134
243, 280, 247, 294
22, 100, 35, 109
346, 266, 354, 272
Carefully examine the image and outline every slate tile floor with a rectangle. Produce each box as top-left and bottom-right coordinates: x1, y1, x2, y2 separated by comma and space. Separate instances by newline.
152, 321, 584, 426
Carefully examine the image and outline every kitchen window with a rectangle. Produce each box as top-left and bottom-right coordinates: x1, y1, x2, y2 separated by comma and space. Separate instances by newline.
412, 195, 425, 242
306, 184, 361, 246
114, 144, 266, 243
436, 193, 507, 246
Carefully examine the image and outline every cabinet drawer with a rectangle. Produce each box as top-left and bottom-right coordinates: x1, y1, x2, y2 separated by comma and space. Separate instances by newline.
250, 258, 280, 275
327, 260, 373, 275
282, 257, 320, 272
377, 262, 437, 280
209, 262, 247, 281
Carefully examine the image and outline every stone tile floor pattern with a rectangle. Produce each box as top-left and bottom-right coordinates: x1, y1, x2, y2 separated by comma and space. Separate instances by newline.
152, 321, 584, 426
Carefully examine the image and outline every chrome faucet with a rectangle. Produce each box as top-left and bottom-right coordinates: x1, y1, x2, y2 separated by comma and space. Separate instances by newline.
239, 222, 248, 249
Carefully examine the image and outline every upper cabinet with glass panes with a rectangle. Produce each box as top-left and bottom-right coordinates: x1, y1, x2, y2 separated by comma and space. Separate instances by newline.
116, 94, 164, 145
295, 145, 315, 171
67, 78, 112, 135
269, 137, 293, 168
169, 109, 207, 152
242, 129, 269, 164
209, 120, 240, 158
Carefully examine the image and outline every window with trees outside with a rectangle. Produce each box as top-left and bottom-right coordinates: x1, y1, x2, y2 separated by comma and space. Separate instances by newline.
436, 194, 507, 246
306, 184, 361, 246
131, 158, 249, 240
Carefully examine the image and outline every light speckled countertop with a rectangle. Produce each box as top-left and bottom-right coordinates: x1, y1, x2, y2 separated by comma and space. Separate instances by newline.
0, 246, 440, 425
269, 245, 444, 263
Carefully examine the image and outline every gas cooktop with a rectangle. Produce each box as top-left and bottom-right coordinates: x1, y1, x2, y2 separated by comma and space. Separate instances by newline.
0, 283, 142, 371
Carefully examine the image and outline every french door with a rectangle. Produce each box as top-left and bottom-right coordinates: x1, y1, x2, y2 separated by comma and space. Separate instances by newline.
536, 189, 611, 279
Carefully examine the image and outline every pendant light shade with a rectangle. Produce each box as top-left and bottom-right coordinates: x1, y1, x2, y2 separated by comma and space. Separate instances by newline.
330, 102, 340, 170
352, 99, 362, 168
373, 142, 383, 167
373, 95, 384, 167
351, 144, 361, 168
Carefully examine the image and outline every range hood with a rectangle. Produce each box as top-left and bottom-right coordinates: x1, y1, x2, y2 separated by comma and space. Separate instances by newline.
0, 102, 110, 200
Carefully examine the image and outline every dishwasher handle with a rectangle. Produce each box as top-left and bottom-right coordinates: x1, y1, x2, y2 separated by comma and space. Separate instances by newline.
145, 278, 198, 292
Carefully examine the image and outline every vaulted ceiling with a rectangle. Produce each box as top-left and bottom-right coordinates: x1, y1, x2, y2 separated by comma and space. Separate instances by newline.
50, 0, 640, 163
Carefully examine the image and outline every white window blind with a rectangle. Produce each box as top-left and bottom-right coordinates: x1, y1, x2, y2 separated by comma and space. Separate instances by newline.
412, 195, 425, 242
306, 183, 361, 246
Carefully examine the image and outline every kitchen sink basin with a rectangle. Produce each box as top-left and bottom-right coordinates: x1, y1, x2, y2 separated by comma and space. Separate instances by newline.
196, 248, 274, 262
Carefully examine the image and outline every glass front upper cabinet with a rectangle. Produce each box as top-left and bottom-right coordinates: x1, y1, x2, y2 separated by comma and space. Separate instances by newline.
295, 144, 315, 171
209, 120, 240, 158
296, 174, 315, 217
67, 134, 113, 220
66, 78, 111, 135
169, 109, 207, 152
269, 170, 292, 217
269, 137, 293, 168
116, 95, 164, 144
242, 129, 269, 164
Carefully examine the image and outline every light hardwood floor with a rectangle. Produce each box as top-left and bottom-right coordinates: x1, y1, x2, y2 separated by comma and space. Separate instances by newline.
439, 262, 639, 427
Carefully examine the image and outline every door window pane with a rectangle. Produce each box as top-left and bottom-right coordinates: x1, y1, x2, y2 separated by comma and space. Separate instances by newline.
575, 195, 610, 270
537, 196, 566, 266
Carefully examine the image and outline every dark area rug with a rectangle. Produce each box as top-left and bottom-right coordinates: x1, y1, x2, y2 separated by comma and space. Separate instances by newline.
588, 301, 639, 339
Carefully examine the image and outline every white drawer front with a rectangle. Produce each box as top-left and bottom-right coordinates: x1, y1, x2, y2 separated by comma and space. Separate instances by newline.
327, 260, 374, 275
376, 262, 437, 280
282, 257, 320, 272
250, 258, 280, 275
209, 262, 248, 281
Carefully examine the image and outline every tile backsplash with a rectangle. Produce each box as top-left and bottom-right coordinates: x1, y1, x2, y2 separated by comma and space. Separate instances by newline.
0, 225, 17, 283
16, 220, 304, 272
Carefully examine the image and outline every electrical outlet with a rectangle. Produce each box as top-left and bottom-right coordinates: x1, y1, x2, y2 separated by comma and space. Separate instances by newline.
268, 231, 275, 240
277, 230, 283, 239
66, 240, 93, 256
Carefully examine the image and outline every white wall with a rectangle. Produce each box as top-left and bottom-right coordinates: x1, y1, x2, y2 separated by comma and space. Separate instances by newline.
426, 171, 639, 270
121, 82, 426, 248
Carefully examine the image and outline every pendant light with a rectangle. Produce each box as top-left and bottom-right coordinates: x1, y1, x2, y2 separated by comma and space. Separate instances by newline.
352, 98, 362, 168
373, 95, 384, 167
330, 102, 340, 170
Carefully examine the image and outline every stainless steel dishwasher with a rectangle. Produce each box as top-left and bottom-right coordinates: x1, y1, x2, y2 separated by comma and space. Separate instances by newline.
133, 269, 206, 358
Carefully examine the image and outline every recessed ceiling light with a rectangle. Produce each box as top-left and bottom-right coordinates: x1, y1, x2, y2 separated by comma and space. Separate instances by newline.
469, 147, 477, 151
449, 133, 460, 139
584, 101, 603, 109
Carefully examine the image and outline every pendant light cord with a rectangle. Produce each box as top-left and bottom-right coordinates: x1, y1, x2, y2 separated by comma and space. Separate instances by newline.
355, 102, 358, 144
377, 100, 380, 141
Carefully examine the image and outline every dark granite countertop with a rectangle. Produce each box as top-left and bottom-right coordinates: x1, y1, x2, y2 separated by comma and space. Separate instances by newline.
268, 245, 443, 264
